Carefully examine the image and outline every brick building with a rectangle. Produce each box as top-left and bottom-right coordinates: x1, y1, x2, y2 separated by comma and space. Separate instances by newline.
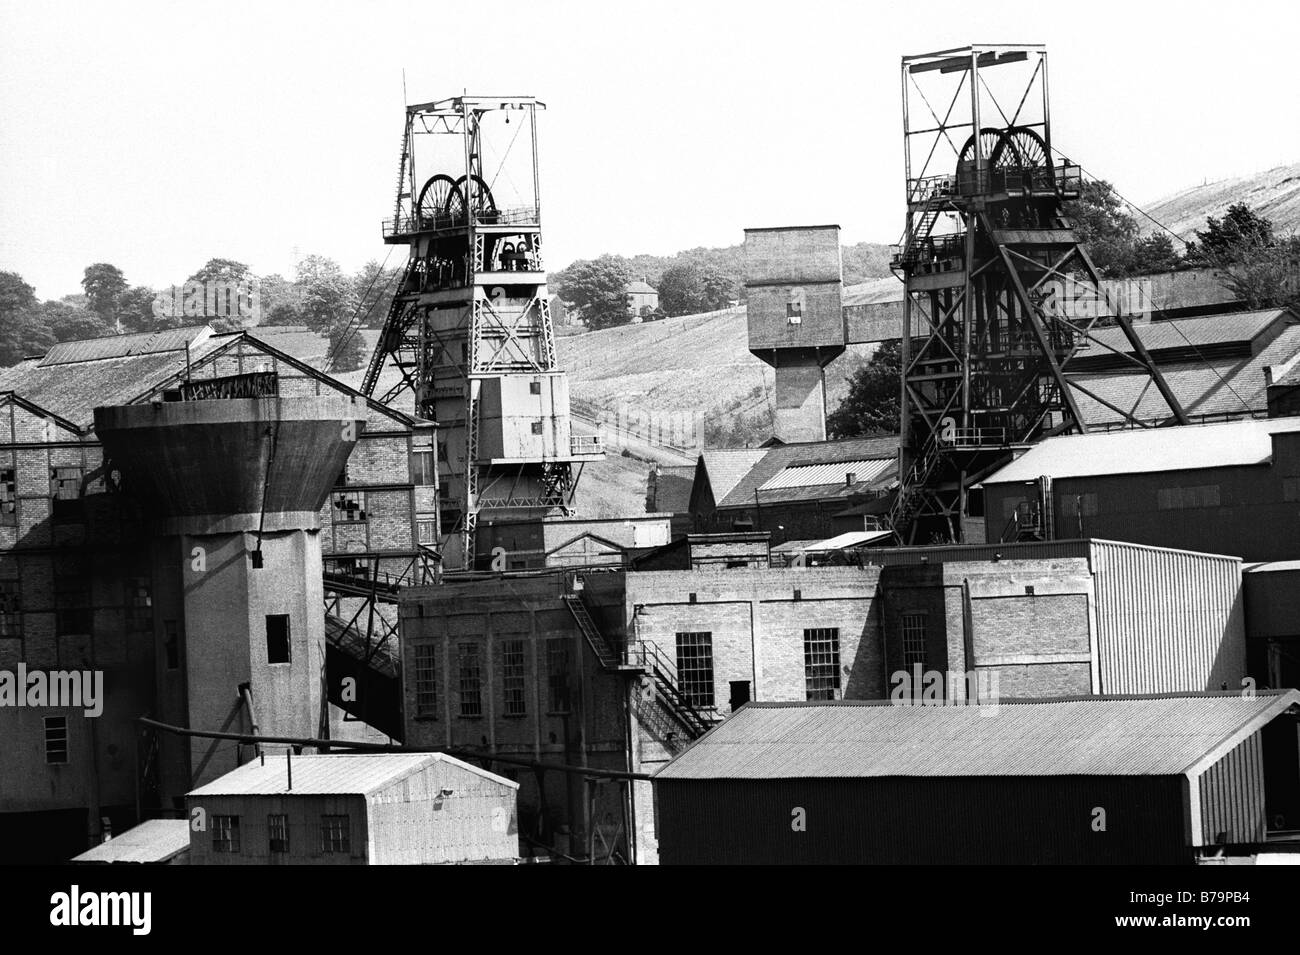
399, 536, 1246, 863
0, 326, 434, 861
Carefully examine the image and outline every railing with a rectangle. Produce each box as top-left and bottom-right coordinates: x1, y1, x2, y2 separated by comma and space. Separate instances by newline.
891, 233, 967, 272
383, 204, 540, 237
625, 639, 719, 739
940, 426, 1007, 449
569, 434, 604, 456
908, 162, 1082, 205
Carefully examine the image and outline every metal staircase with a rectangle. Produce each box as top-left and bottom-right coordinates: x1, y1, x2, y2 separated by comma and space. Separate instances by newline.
562, 593, 718, 753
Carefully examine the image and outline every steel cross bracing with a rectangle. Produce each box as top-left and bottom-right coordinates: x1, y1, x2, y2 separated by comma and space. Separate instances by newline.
891, 46, 1188, 544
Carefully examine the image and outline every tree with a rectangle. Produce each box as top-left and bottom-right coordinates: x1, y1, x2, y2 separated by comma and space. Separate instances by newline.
826, 342, 902, 438
1065, 180, 1140, 278
552, 255, 632, 330
1218, 234, 1300, 310
42, 300, 113, 343
326, 323, 368, 372
353, 259, 398, 329
1128, 233, 1183, 276
294, 255, 357, 333
81, 263, 127, 328
185, 258, 255, 330
656, 262, 736, 317
256, 273, 301, 326
1186, 203, 1275, 264
117, 285, 164, 333
0, 271, 55, 366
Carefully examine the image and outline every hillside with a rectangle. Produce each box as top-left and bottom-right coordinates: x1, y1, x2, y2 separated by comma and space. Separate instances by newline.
1144, 162, 1300, 238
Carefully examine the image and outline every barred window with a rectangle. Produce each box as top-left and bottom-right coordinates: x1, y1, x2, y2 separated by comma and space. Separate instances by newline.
417, 518, 437, 545
901, 613, 928, 669
212, 815, 240, 853
268, 814, 289, 853
414, 643, 438, 716
675, 632, 715, 708
320, 814, 349, 854
0, 468, 15, 525
502, 639, 527, 717
44, 716, 68, 764
0, 581, 20, 639
458, 643, 483, 717
803, 627, 841, 701
546, 638, 571, 714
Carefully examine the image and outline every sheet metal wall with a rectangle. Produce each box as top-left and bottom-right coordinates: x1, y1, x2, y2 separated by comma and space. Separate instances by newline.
1196, 731, 1266, 846
655, 775, 1190, 864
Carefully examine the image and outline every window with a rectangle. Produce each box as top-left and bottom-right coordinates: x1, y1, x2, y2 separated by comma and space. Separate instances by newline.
675, 632, 715, 708
268, 814, 289, 853
417, 519, 437, 545
1058, 492, 1098, 518
44, 716, 68, 764
320, 814, 350, 854
502, 639, 527, 717
530, 421, 544, 435
266, 614, 291, 664
803, 628, 842, 701
1284, 477, 1300, 503
50, 466, 83, 522
1001, 496, 1029, 521
529, 380, 542, 395
546, 638, 571, 714
410, 448, 435, 486
414, 644, 438, 716
0, 468, 15, 525
458, 643, 483, 717
1156, 484, 1221, 510
332, 490, 367, 524
212, 815, 240, 853
0, 581, 20, 638
163, 620, 179, 670
786, 301, 803, 324
54, 569, 90, 636
125, 576, 152, 631
901, 613, 928, 669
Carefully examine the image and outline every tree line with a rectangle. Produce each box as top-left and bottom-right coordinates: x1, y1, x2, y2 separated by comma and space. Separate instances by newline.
0, 256, 400, 370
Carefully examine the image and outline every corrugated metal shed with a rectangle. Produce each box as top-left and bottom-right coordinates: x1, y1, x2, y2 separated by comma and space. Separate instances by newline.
759, 457, 892, 490
980, 416, 1300, 484
655, 692, 1299, 780
72, 819, 191, 864
698, 449, 766, 502
804, 529, 893, 552
188, 752, 517, 797
718, 435, 899, 507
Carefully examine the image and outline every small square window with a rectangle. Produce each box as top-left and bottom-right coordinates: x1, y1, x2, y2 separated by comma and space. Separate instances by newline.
529, 381, 542, 395
332, 490, 367, 524
266, 614, 291, 664
530, 421, 544, 435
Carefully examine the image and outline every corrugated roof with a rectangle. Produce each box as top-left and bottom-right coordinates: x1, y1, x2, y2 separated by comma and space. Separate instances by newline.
699, 449, 767, 502
625, 280, 657, 295
1075, 309, 1291, 358
655, 692, 1300, 780
187, 752, 517, 797
717, 435, 899, 508
39, 326, 212, 366
72, 819, 191, 863
1070, 323, 1300, 425
759, 457, 892, 490
804, 529, 893, 551
982, 416, 1300, 485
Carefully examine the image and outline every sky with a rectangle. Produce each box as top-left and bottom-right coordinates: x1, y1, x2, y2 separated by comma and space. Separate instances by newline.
1, 0, 1298, 300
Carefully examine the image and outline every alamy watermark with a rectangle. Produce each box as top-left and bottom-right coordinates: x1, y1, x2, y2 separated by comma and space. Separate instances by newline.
0, 664, 103, 717
153, 278, 261, 323
889, 665, 1000, 716
594, 402, 704, 451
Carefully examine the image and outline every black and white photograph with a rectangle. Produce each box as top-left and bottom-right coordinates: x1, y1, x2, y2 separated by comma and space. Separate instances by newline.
0, 0, 1298, 930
